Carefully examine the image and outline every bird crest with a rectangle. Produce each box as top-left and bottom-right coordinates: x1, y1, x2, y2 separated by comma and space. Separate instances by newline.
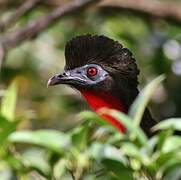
65, 34, 139, 77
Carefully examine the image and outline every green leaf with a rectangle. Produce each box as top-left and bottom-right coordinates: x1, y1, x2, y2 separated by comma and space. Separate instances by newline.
162, 136, 181, 153
0, 115, 19, 144
161, 158, 181, 179
152, 152, 179, 172
89, 142, 127, 165
156, 129, 173, 151
78, 111, 109, 126
71, 124, 89, 151
152, 118, 181, 132
4, 154, 22, 172
101, 109, 148, 145
129, 75, 165, 126
146, 136, 158, 154
1, 82, 17, 121
20, 148, 51, 177
121, 142, 152, 170
103, 159, 133, 180
8, 130, 71, 153
121, 142, 141, 158
163, 166, 181, 180
89, 143, 133, 179
107, 133, 126, 145
53, 159, 67, 179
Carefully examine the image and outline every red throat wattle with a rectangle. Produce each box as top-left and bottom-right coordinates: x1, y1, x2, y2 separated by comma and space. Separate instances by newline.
80, 89, 126, 133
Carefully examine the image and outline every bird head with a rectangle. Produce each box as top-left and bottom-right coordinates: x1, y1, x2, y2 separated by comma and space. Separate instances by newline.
48, 35, 141, 133
48, 35, 139, 107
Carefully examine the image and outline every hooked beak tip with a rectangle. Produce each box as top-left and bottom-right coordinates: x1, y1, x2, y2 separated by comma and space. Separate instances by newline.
47, 75, 60, 87
47, 78, 52, 87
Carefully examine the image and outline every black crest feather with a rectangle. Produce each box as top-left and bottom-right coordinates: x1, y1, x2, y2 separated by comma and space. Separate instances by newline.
65, 34, 139, 77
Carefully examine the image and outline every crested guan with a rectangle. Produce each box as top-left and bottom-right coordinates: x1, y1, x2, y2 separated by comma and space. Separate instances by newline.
48, 35, 156, 137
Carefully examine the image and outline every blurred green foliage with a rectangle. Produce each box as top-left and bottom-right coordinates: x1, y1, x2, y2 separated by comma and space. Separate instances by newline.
1, 4, 181, 128
0, 76, 180, 179
0, 1, 181, 179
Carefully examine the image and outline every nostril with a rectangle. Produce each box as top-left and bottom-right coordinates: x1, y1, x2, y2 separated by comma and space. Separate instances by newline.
77, 70, 81, 74
57, 74, 64, 78
62, 72, 66, 76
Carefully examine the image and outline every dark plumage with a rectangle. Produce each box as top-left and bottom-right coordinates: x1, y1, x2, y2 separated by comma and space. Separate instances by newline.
65, 35, 139, 78
49, 34, 156, 136
65, 35, 156, 136
65, 35, 137, 106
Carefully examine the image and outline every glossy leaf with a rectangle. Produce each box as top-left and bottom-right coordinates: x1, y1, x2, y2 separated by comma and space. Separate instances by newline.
103, 159, 133, 180
8, 130, 71, 153
129, 75, 165, 126
89, 142, 127, 165
152, 118, 181, 132
120, 142, 141, 158
156, 129, 173, 151
162, 136, 181, 153
89, 143, 133, 179
100, 109, 148, 145
78, 111, 109, 126
20, 148, 51, 177
53, 159, 67, 179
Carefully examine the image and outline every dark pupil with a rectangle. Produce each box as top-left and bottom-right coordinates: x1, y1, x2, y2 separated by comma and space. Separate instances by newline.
87, 67, 97, 77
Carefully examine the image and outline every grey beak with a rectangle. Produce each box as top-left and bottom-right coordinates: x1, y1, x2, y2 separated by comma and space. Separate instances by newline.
47, 73, 86, 87
47, 74, 65, 87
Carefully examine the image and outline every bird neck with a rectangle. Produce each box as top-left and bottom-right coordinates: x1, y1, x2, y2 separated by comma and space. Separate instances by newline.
79, 89, 127, 133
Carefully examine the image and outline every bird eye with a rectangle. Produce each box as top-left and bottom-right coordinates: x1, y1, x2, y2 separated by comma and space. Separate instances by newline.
87, 67, 98, 77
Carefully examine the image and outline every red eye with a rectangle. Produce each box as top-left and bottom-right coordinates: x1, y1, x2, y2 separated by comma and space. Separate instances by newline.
87, 67, 98, 77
